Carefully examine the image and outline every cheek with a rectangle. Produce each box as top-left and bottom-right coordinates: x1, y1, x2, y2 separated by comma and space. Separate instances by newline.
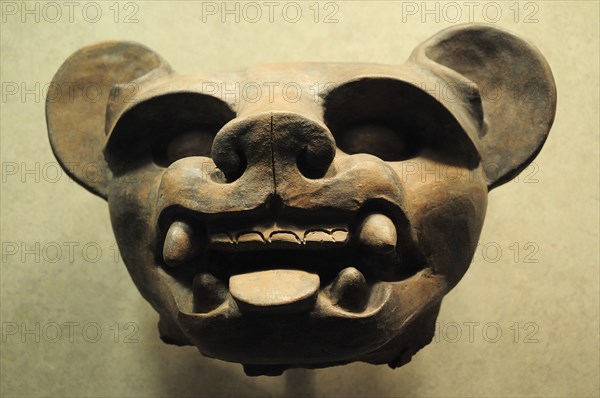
108, 164, 163, 239
412, 190, 486, 282
391, 159, 488, 282
107, 164, 166, 303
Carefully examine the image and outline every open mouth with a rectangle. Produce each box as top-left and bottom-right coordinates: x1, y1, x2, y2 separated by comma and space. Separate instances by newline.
157, 208, 427, 318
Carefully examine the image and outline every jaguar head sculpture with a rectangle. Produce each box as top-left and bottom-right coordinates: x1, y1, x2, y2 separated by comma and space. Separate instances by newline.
46, 24, 556, 375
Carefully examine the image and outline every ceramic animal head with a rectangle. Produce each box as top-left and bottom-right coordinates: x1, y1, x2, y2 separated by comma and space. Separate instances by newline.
46, 24, 556, 375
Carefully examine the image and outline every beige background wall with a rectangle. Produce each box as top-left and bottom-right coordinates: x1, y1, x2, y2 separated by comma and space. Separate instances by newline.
1, 1, 598, 396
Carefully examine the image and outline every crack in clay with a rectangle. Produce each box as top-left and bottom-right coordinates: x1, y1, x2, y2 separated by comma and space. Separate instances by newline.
269, 113, 277, 197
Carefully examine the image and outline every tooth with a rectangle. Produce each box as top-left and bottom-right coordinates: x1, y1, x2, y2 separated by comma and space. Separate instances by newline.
269, 231, 301, 244
163, 221, 199, 267
209, 232, 233, 245
193, 273, 228, 313
331, 229, 348, 243
329, 267, 370, 311
237, 231, 266, 244
357, 214, 397, 256
304, 230, 334, 243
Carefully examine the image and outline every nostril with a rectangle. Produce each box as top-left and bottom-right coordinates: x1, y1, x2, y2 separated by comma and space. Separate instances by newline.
297, 143, 335, 179
212, 147, 247, 183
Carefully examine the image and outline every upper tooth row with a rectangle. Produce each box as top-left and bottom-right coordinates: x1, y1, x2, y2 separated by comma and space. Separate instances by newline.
163, 213, 398, 267
209, 228, 348, 245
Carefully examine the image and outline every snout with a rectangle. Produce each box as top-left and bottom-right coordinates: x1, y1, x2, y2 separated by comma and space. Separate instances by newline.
145, 109, 469, 368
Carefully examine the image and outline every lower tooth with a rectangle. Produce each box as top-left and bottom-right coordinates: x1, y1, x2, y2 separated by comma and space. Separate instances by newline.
329, 267, 370, 312
193, 273, 228, 313
357, 213, 397, 256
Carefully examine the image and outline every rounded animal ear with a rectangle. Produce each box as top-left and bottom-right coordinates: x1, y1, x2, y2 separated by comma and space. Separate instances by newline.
46, 41, 172, 199
410, 24, 556, 189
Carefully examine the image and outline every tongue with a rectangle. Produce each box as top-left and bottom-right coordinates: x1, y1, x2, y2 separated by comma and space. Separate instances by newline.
230, 270, 320, 314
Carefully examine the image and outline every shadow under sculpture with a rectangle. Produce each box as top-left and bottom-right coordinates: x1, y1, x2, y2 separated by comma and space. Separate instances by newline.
46, 24, 556, 376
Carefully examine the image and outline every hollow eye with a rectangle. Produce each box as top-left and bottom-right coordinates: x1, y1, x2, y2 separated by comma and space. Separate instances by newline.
153, 130, 215, 167
336, 123, 422, 161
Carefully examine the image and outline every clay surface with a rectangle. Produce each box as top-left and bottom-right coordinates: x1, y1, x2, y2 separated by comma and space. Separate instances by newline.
46, 24, 556, 375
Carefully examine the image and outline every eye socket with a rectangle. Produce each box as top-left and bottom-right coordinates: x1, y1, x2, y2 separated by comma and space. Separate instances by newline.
153, 129, 216, 167
336, 122, 423, 161
105, 93, 235, 174
322, 78, 479, 165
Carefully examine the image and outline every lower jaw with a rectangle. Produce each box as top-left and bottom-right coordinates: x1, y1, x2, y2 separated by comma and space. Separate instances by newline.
173, 269, 446, 366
